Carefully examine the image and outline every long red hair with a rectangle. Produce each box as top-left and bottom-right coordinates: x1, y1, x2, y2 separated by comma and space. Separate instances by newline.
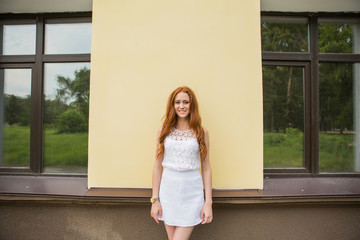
156, 86, 207, 161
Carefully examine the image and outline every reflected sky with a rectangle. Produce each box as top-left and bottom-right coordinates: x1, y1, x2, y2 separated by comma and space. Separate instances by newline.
3, 25, 36, 55
3, 22, 92, 55
3, 69, 32, 98
45, 23, 92, 54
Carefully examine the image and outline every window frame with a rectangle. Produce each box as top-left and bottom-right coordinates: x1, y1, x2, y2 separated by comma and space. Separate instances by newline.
262, 61, 312, 174
0, 12, 91, 176
262, 12, 360, 177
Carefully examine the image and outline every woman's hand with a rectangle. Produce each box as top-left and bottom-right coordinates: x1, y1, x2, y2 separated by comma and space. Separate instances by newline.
150, 201, 162, 224
201, 202, 213, 224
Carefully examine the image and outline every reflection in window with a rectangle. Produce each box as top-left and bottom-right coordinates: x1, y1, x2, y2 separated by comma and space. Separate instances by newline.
319, 19, 360, 54
43, 63, 90, 174
319, 63, 359, 173
263, 66, 305, 168
1, 24, 36, 55
0, 69, 31, 167
45, 19, 92, 54
261, 17, 308, 52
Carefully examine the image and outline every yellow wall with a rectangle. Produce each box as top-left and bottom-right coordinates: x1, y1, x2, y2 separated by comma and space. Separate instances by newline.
88, 0, 263, 189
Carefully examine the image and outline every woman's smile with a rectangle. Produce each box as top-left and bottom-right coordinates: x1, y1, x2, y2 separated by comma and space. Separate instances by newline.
174, 92, 190, 119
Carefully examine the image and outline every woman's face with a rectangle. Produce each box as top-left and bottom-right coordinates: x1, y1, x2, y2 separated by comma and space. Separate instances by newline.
174, 92, 190, 119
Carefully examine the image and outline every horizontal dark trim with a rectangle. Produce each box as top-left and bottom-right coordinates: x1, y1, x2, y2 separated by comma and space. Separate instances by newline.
0, 63, 34, 69
263, 53, 360, 64
319, 53, 360, 62
1, 195, 359, 206
264, 168, 310, 174
0, 172, 87, 177
1, 176, 360, 201
262, 52, 311, 61
262, 61, 310, 67
261, 12, 360, 18
0, 54, 91, 63
0, 55, 36, 63
0, 167, 32, 173
0, 12, 92, 20
43, 54, 91, 63
265, 173, 360, 178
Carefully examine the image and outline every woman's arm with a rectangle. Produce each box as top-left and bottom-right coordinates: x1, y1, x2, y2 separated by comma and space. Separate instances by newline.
150, 128, 163, 224
201, 128, 213, 224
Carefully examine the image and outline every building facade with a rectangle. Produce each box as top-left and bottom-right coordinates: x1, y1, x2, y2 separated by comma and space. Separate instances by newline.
0, 0, 360, 239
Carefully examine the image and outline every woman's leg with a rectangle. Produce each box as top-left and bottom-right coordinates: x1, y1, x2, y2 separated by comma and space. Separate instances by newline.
164, 224, 194, 240
164, 224, 176, 240
173, 226, 194, 240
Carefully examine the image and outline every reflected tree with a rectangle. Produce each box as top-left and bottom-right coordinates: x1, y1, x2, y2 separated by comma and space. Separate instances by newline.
43, 66, 90, 133
263, 66, 304, 132
4, 94, 31, 126
261, 22, 308, 52
319, 24, 353, 133
56, 66, 90, 118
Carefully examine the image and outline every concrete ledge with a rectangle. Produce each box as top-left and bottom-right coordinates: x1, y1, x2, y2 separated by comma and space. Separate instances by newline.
1, 194, 360, 206
1, 175, 360, 204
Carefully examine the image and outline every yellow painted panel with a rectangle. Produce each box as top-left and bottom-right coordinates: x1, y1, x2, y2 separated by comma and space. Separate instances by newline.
89, 0, 263, 189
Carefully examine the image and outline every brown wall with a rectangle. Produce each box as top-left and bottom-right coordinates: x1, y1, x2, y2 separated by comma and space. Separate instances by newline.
1, 201, 360, 240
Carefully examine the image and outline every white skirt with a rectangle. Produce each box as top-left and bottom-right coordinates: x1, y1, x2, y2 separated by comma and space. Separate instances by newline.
158, 167, 204, 227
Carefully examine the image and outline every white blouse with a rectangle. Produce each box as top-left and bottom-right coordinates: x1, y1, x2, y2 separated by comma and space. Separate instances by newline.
162, 128, 201, 171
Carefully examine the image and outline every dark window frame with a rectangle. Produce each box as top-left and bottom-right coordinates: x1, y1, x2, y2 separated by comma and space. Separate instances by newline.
262, 12, 360, 177
262, 61, 312, 174
0, 12, 91, 176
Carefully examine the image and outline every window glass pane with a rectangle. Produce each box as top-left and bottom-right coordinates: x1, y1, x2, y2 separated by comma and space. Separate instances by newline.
2, 24, 36, 55
43, 63, 90, 174
261, 17, 308, 52
45, 19, 92, 54
0, 69, 31, 167
263, 66, 305, 168
319, 18, 360, 54
319, 62, 360, 173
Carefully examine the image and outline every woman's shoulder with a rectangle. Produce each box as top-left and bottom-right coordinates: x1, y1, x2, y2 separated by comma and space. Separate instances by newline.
157, 126, 162, 137
202, 127, 209, 141
202, 127, 209, 135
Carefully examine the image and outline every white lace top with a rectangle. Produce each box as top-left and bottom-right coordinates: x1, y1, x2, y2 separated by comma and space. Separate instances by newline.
162, 128, 201, 171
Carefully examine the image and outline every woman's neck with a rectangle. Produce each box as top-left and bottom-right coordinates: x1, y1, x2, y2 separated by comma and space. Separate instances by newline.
176, 118, 190, 131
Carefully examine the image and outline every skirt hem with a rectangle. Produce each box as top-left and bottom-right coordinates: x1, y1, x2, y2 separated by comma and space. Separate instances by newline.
159, 219, 203, 227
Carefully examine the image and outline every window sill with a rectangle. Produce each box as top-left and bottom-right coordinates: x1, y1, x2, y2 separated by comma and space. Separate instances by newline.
0, 175, 359, 205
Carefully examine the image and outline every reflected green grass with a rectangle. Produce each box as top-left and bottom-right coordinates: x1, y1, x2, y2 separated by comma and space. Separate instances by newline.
264, 130, 355, 172
44, 127, 88, 168
264, 130, 304, 168
2, 126, 87, 169
2, 126, 30, 167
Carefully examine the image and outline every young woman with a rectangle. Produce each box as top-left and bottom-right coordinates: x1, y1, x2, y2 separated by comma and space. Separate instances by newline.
150, 86, 213, 240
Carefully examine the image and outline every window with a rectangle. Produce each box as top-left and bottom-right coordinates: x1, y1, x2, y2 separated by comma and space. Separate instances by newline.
0, 14, 91, 175
262, 13, 360, 175
263, 64, 307, 169
261, 16, 309, 53
1, 68, 32, 168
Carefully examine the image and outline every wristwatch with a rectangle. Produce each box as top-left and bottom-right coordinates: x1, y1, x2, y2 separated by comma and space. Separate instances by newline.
150, 197, 160, 204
